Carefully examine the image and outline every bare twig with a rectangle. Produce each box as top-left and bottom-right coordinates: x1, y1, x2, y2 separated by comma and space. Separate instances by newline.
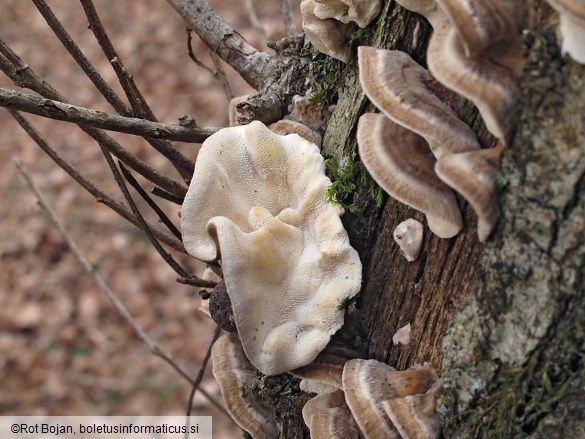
0, 39, 188, 199
186, 29, 234, 101
279, 0, 299, 38
0, 87, 218, 143
151, 186, 185, 205
119, 163, 182, 240
14, 159, 228, 417
185, 326, 222, 438
32, 0, 131, 115
240, 0, 268, 50
102, 151, 213, 287
186, 31, 215, 75
206, 46, 235, 102
167, 0, 272, 90
9, 110, 185, 252
79, 0, 197, 181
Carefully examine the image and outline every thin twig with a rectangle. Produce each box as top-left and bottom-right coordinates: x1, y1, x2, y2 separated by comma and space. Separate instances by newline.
167, 0, 271, 89
79, 0, 196, 181
240, 0, 268, 50
119, 163, 182, 240
99, 145, 213, 287
186, 29, 234, 102
279, 0, 299, 38
206, 46, 234, 102
0, 87, 218, 143
151, 186, 185, 205
14, 159, 228, 417
32, 0, 131, 115
185, 326, 222, 439
0, 39, 188, 199
186, 30, 215, 76
9, 110, 185, 252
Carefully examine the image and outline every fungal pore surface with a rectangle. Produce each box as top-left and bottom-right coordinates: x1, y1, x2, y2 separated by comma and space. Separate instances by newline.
182, 121, 362, 376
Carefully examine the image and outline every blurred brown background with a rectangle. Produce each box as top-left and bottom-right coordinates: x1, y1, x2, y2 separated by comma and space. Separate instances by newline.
0, 1, 300, 436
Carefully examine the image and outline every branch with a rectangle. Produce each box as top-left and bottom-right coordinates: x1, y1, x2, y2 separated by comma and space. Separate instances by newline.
240, 0, 268, 50
279, 0, 299, 38
14, 159, 228, 418
32, 0, 131, 115
0, 39, 188, 199
0, 87, 218, 143
167, 0, 273, 90
79, 0, 197, 181
9, 110, 185, 252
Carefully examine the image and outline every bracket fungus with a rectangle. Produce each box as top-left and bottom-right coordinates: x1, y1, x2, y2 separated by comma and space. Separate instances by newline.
302, 389, 362, 438
357, 113, 462, 238
211, 334, 278, 439
301, 0, 353, 62
301, 0, 381, 62
358, 47, 480, 159
394, 0, 525, 144
546, 0, 585, 64
393, 219, 424, 262
435, 143, 504, 242
313, 0, 382, 28
342, 359, 441, 439
181, 121, 362, 376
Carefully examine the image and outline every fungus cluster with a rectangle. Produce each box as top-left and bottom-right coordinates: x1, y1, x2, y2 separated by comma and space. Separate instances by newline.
300, 0, 382, 62
299, 358, 441, 438
211, 333, 441, 439
182, 121, 362, 376
357, 47, 502, 241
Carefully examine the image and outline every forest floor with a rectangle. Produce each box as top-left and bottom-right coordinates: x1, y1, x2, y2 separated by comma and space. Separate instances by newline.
0, 1, 300, 437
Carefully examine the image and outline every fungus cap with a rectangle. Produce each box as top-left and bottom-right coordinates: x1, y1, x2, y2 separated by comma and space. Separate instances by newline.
314, 0, 382, 28
546, 0, 585, 64
393, 219, 424, 262
358, 46, 480, 159
435, 143, 504, 242
302, 389, 362, 438
211, 334, 278, 439
301, 0, 353, 62
182, 121, 362, 375
357, 113, 463, 238
342, 359, 441, 439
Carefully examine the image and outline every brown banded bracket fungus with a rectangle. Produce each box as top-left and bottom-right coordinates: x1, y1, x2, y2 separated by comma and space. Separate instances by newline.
301, 0, 381, 62
211, 334, 278, 439
435, 143, 504, 241
342, 359, 441, 439
546, 0, 585, 64
358, 47, 480, 160
395, 0, 526, 144
182, 121, 362, 376
357, 113, 463, 238
302, 389, 362, 438
393, 219, 424, 262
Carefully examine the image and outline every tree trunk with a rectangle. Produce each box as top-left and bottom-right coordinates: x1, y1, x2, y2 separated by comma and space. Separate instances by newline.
260, 1, 584, 437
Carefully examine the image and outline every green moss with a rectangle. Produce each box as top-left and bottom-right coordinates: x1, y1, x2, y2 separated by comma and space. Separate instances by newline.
324, 154, 383, 213
336, 296, 351, 310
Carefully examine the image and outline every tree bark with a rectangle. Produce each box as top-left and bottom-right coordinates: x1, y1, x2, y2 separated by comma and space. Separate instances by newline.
250, 1, 584, 437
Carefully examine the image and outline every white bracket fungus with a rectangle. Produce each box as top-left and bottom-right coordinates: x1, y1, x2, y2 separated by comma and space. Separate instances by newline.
182, 121, 362, 376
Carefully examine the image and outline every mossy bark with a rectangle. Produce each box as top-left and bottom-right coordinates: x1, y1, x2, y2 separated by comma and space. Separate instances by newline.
262, 1, 584, 437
